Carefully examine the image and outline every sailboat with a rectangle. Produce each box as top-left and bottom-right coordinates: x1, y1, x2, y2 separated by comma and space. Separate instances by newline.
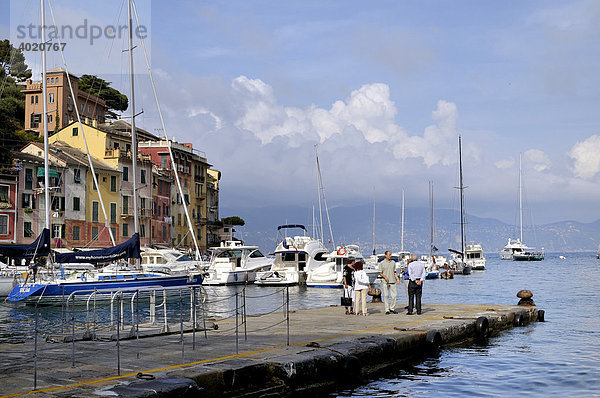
423, 182, 441, 279
7, 0, 203, 302
449, 136, 479, 273
394, 189, 411, 266
499, 154, 544, 261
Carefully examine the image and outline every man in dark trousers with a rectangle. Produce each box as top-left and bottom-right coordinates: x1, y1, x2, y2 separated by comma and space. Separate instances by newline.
406, 255, 426, 315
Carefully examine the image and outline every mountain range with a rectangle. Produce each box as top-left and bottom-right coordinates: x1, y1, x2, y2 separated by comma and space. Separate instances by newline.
222, 204, 600, 255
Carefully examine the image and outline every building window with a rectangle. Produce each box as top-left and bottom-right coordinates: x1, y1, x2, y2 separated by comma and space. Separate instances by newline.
123, 166, 128, 181
0, 185, 9, 203
184, 194, 189, 205
110, 176, 117, 192
161, 155, 168, 169
73, 225, 80, 240
24, 221, 33, 237
123, 223, 128, 237
140, 169, 146, 184
73, 196, 80, 211
0, 215, 8, 235
73, 168, 81, 183
52, 224, 61, 239
162, 226, 166, 239
123, 195, 129, 214
151, 226, 155, 239
73, 127, 78, 136
49, 93, 55, 103
31, 96, 34, 104
140, 197, 146, 212
22, 193, 34, 209
25, 168, 33, 190
110, 202, 117, 223
35, 95, 38, 104
177, 213, 181, 226
111, 227, 116, 239
48, 114, 53, 123
92, 226, 99, 240
162, 202, 166, 216
92, 201, 99, 222
140, 224, 145, 237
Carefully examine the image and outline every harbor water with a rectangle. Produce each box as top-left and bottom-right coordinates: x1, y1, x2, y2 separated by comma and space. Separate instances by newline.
1, 253, 598, 396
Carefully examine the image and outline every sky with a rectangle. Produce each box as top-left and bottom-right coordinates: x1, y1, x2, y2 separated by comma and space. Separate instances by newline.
2, 0, 600, 225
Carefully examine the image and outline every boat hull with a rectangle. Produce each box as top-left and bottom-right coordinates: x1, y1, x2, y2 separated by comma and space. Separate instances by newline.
7, 274, 203, 303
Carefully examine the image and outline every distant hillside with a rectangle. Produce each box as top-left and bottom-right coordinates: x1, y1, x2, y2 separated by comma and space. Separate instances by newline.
221, 204, 600, 255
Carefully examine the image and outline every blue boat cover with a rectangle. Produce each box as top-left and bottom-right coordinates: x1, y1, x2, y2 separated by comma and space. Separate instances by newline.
55, 233, 141, 264
0, 228, 50, 259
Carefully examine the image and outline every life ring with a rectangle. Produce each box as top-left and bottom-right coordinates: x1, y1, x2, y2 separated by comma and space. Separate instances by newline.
337, 247, 347, 256
80, 272, 87, 282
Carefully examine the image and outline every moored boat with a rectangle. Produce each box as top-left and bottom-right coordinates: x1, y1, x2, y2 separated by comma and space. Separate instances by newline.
202, 241, 273, 285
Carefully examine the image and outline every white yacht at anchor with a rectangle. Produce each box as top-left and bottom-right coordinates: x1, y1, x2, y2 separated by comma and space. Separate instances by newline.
141, 247, 208, 276
202, 241, 273, 285
465, 243, 486, 270
255, 225, 328, 286
306, 244, 379, 288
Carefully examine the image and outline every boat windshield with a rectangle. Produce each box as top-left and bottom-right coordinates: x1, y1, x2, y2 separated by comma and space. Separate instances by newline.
176, 255, 193, 261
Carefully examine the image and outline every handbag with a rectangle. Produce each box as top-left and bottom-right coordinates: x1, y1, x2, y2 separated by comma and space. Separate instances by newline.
341, 289, 352, 306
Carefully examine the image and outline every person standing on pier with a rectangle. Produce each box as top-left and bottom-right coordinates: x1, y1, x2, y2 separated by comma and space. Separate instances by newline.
406, 255, 426, 315
353, 261, 371, 316
343, 258, 356, 315
378, 250, 400, 314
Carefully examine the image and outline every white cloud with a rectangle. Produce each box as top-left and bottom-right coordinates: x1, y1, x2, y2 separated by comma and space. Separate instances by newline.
568, 135, 600, 179
524, 149, 551, 172
495, 157, 515, 170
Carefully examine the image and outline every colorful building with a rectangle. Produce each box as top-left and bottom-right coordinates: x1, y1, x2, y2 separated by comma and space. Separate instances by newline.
0, 167, 19, 244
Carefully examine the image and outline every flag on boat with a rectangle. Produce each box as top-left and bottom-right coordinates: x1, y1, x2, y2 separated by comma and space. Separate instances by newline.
54, 233, 141, 264
0, 228, 50, 259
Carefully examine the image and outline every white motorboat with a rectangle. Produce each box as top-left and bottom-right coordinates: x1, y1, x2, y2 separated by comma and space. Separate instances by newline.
307, 244, 378, 288
499, 238, 533, 260
465, 243, 486, 270
255, 225, 328, 286
202, 241, 273, 285
141, 247, 208, 276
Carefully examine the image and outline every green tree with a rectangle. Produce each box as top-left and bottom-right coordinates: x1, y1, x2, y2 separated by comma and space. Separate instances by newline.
0, 40, 37, 166
221, 216, 245, 226
78, 75, 128, 119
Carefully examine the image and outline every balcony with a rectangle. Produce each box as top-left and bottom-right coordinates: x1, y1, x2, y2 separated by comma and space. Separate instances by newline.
139, 209, 151, 218
195, 217, 208, 226
121, 208, 134, 218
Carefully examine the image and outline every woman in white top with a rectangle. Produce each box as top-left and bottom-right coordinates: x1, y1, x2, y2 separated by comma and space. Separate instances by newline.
353, 261, 371, 316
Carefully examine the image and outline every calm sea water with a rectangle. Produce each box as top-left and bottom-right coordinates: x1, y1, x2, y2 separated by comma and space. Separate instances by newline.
1, 253, 599, 396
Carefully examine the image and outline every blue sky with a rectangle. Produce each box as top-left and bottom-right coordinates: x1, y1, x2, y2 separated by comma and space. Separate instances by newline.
2, 0, 600, 225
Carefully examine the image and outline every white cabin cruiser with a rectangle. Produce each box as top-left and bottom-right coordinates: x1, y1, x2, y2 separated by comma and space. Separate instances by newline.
465, 243, 486, 270
307, 244, 378, 288
141, 248, 208, 276
203, 241, 273, 285
499, 238, 532, 260
255, 225, 328, 286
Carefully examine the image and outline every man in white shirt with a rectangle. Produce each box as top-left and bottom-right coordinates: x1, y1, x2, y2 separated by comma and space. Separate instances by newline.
406, 255, 426, 315
378, 250, 400, 314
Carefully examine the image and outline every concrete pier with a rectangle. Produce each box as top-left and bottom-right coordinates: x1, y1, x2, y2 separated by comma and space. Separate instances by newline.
0, 302, 540, 397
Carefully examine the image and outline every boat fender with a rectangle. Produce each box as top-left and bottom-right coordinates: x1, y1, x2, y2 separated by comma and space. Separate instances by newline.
513, 312, 525, 327
337, 247, 347, 256
537, 309, 545, 322
475, 316, 490, 338
343, 355, 361, 376
136, 372, 155, 380
80, 272, 87, 282
426, 330, 442, 348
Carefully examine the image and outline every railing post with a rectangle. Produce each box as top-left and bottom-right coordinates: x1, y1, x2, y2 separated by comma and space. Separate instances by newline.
117, 292, 121, 376
180, 289, 184, 361
93, 289, 97, 340
34, 303, 38, 391
286, 286, 290, 346
150, 290, 156, 324
235, 291, 239, 355
135, 290, 140, 359
163, 289, 168, 332
71, 295, 75, 368
243, 287, 247, 342
202, 288, 208, 340
192, 287, 196, 351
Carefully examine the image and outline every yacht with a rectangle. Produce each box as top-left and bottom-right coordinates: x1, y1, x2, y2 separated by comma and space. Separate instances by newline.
203, 241, 273, 285
141, 247, 208, 276
306, 244, 378, 288
255, 225, 328, 286
499, 238, 538, 260
465, 243, 486, 270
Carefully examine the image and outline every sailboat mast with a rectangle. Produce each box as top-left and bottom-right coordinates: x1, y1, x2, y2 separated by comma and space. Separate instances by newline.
41, 0, 50, 232
519, 153, 523, 243
401, 189, 405, 251
314, 145, 324, 244
372, 186, 375, 256
429, 181, 434, 257
459, 136, 465, 257
127, 0, 139, 235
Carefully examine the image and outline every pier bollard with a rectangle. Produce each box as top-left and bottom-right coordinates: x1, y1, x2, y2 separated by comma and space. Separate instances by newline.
368, 288, 382, 303
517, 290, 535, 306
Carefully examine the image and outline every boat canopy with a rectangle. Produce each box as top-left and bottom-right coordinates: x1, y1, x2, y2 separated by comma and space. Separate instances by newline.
55, 233, 141, 264
36, 167, 59, 178
0, 228, 50, 259
277, 224, 306, 231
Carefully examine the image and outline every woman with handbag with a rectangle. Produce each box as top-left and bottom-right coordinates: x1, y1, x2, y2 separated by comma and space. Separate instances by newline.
342, 258, 355, 314
353, 261, 371, 316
